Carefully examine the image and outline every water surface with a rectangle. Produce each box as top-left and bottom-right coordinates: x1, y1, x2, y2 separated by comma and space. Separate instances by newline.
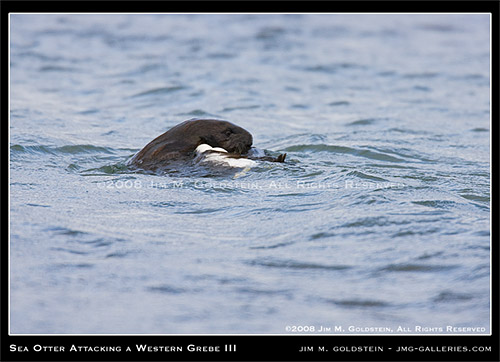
10, 14, 490, 334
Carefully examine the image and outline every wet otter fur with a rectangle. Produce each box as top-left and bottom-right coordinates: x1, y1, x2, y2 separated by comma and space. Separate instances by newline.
129, 118, 286, 171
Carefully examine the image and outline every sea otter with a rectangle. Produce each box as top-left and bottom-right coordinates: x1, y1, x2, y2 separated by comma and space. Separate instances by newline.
128, 118, 286, 171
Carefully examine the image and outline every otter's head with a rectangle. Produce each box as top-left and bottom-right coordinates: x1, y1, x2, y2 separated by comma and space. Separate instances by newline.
188, 119, 253, 155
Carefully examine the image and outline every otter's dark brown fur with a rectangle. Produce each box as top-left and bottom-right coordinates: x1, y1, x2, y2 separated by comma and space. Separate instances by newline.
129, 118, 285, 171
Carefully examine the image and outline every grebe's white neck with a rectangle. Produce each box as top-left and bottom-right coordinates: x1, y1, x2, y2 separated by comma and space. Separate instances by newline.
195, 144, 257, 168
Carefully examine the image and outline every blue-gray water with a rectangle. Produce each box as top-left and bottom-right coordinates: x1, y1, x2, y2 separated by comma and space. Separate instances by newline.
10, 14, 490, 334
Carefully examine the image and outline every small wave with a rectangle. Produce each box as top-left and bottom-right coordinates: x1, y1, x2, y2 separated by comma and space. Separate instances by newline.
412, 200, 457, 209
175, 207, 226, 215
115, 63, 165, 77
328, 299, 390, 308
459, 193, 489, 203
378, 70, 397, 77
147, 285, 187, 294
82, 163, 132, 175
221, 105, 261, 112
249, 242, 295, 250
379, 263, 459, 273
26, 203, 51, 208
48, 226, 87, 236
267, 192, 312, 198
150, 201, 178, 208
346, 171, 387, 182
473, 230, 490, 237
312, 25, 350, 38
15, 50, 64, 62
206, 52, 237, 59
462, 264, 490, 281
309, 232, 335, 240
328, 101, 350, 106
349, 194, 392, 206
59, 145, 115, 154
415, 251, 445, 260
346, 118, 379, 126
234, 287, 291, 297
278, 203, 323, 213
50, 247, 89, 255
302, 62, 365, 74
248, 258, 351, 271
413, 85, 431, 92
417, 23, 460, 33
391, 228, 440, 238
341, 216, 396, 228
77, 108, 100, 115
290, 104, 310, 109
460, 73, 488, 81
130, 86, 186, 98
47, 227, 125, 255
388, 127, 430, 135
365, 163, 416, 170
284, 85, 301, 92
105, 251, 131, 259
11, 144, 115, 155
283, 144, 405, 163
433, 291, 474, 302
39, 65, 80, 72
402, 72, 440, 79
177, 109, 220, 118
52, 263, 94, 269
255, 26, 286, 40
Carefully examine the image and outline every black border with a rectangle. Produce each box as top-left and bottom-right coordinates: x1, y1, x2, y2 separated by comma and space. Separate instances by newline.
2, 1, 499, 361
